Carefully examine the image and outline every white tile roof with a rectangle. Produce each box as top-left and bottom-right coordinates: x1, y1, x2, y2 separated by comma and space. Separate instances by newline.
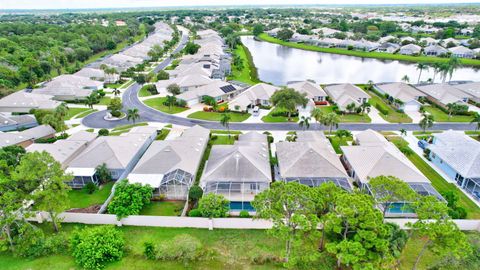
375, 82, 426, 103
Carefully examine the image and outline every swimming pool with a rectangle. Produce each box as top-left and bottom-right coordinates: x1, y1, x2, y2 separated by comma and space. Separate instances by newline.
387, 202, 414, 214
229, 201, 255, 212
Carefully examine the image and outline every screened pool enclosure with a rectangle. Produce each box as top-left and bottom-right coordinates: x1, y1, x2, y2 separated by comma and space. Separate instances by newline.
158, 169, 194, 200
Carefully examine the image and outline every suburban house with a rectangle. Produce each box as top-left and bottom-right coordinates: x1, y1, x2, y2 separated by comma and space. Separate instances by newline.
0, 114, 37, 132
266, 28, 282, 37
448, 46, 475, 58
200, 132, 271, 212
34, 74, 103, 101
75, 68, 119, 83
452, 82, 480, 103
324, 83, 370, 111
229, 83, 279, 111
275, 131, 352, 190
96, 53, 144, 72
0, 91, 61, 113
341, 130, 444, 216
128, 125, 209, 200
428, 131, 480, 200
0, 125, 56, 148
176, 80, 241, 106
416, 83, 472, 108
316, 38, 343, 47
399, 44, 422, 55
155, 74, 214, 93
287, 81, 328, 103
374, 82, 426, 112
441, 38, 460, 47
26, 131, 97, 169
66, 126, 157, 188
376, 42, 400, 53
423, 45, 448, 56
419, 37, 438, 46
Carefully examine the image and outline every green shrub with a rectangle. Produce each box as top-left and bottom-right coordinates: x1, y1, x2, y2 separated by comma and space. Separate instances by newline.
84, 182, 98, 194
239, 210, 250, 218
71, 226, 124, 270
143, 241, 156, 260
107, 179, 153, 219
156, 234, 203, 262
198, 193, 229, 218
12, 224, 68, 258
110, 110, 121, 117
188, 186, 203, 201
156, 70, 169, 81
188, 209, 202, 217
374, 103, 390, 115
98, 128, 109, 136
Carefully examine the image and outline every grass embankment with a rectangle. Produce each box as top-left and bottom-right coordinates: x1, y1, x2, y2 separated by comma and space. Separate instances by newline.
319, 106, 371, 123
423, 106, 474, 122
138, 85, 154, 97
67, 182, 114, 209
74, 109, 97, 119
389, 137, 480, 219
139, 201, 185, 216
65, 108, 92, 120
109, 122, 149, 136
257, 33, 480, 66
143, 97, 189, 114
188, 111, 251, 122
227, 44, 260, 85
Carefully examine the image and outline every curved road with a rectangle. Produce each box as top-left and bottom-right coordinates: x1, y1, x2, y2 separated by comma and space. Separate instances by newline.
83, 33, 477, 131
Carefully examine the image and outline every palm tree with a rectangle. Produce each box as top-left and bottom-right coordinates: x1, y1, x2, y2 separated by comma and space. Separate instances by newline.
54, 103, 69, 119
416, 63, 428, 84
112, 88, 121, 97
202, 95, 218, 111
400, 128, 407, 137
220, 113, 231, 139
324, 112, 340, 133
447, 56, 461, 82
84, 95, 97, 109
431, 62, 442, 83
445, 103, 456, 118
360, 102, 371, 115
401, 75, 410, 83
419, 113, 435, 133
471, 112, 480, 131
367, 80, 374, 91
299, 116, 311, 130
127, 108, 140, 123
165, 95, 177, 111
439, 63, 450, 83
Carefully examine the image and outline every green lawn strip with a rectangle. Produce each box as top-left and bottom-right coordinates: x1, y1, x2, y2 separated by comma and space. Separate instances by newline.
211, 135, 236, 145
366, 92, 412, 123
139, 201, 185, 216
65, 107, 91, 120
104, 82, 124, 89
138, 85, 153, 97
155, 128, 170, 140
389, 137, 480, 219
165, 59, 180, 70
143, 97, 189, 114
67, 182, 114, 209
261, 114, 299, 123
97, 97, 112, 105
465, 131, 480, 135
319, 106, 371, 123
111, 122, 148, 132
74, 109, 98, 119
120, 80, 135, 89
211, 129, 243, 135
227, 44, 260, 85
327, 136, 352, 154
423, 106, 473, 122
257, 33, 480, 67
412, 130, 443, 135
188, 111, 251, 122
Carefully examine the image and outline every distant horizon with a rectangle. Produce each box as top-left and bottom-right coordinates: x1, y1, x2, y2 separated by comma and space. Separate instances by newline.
2, 0, 480, 11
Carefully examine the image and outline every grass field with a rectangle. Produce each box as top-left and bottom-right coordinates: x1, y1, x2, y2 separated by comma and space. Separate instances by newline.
188, 111, 251, 122
74, 109, 97, 119
143, 97, 189, 114
366, 92, 413, 123
423, 106, 474, 122
319, 106, 371, 123
67, 182, 114, 209
65, 108, 91, 120
139, 201, 185, 216
98, 97, 113, 105
155, 128, 170, 140
138, 85, 154, 97
389, 137, 480, 219
227, 44, 260, 85
258, 33, 480, 66
328, 136, 353, 154
261, 111, 299, 123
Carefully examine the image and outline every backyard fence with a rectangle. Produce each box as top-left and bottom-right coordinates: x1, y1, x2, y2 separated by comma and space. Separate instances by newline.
29, 212, 480, 231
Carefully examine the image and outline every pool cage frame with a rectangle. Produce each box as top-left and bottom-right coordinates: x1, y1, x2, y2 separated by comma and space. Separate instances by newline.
158, 169, 194, 200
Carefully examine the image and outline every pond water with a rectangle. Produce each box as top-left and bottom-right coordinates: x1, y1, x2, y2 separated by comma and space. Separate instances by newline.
241, 36, 480, 85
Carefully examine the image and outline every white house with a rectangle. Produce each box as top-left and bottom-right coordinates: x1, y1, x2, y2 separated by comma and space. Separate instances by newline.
324, 84, 370, 111
374, 82, 426, 112
229, 83, 279, 111
287, 81, 328, 103
399, 44, 422, 55
448, 46, 475, 59
176, 81, 241, 106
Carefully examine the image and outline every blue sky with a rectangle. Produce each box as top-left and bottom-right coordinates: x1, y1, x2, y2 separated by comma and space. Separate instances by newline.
1, 0, 479, 10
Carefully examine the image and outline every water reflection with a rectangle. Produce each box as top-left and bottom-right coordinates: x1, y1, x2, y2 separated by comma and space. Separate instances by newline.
241, 36, 480, 85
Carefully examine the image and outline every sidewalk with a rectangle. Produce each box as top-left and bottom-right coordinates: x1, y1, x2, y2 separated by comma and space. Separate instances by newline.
368, 107, 389, 124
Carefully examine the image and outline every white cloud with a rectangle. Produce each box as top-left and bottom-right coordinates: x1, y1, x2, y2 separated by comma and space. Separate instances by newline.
1, 0, 479, 10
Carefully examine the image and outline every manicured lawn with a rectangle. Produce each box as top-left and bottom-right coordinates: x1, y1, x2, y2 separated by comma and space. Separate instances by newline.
67, 182, 114, 209
423, 106, 474, 122
111, 122, 148, 132
74, 109, 97, 119
165, 59, 180, 70
227, 44, 259, 85
120, 79, 135, 89
211, 129, 242, 135
211, 135, 236, 145
144, 97, 189, 114
319, 106, 371, 123
155, 128, 170, 140
258, 33, 480, 67
138, 85, 153, 97
389, 137, 480, 219
328, 136, 352, 154
104, 82, 124, 89
188, 111, 251, 122
261, 108, 298, 123
65, 107, 91, 120
98, 96, 112, 105
367, 93, 412, 123
399, 234, 438, 270
139, 201, 185, 216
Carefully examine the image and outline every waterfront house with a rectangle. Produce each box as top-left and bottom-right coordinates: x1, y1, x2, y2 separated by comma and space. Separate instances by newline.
374, 82, 426, 112
399, 44, 422, 55
416, 83, 472, 108
200, 132, 271, 212
423, 45, 448, 56
287, 81, 328, 103
448, 46, 475, 58
376, 42, 400, 53
452, 82, 480, 103
428, 131, 480, 200
324, 83, 370, 111
128, 125, 209, 199
275, 131, 352, 190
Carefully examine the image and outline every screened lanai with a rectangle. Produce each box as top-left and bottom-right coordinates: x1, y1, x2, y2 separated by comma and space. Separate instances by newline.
159, 169, 194, 200
203, 181, 270, 202
284, 177, 352, 191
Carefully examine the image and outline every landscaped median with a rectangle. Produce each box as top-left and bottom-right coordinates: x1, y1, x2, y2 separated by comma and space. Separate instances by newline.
257, 33, 480, 66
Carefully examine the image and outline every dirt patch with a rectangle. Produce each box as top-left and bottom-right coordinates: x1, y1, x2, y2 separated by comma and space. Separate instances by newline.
67, 204, 101, 213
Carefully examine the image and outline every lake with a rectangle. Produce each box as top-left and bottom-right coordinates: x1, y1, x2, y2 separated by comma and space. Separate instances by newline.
241, 36, 480, 85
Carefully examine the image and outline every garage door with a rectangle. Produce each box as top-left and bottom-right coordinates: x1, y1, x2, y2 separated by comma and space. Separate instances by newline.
403, 104, 419, 112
